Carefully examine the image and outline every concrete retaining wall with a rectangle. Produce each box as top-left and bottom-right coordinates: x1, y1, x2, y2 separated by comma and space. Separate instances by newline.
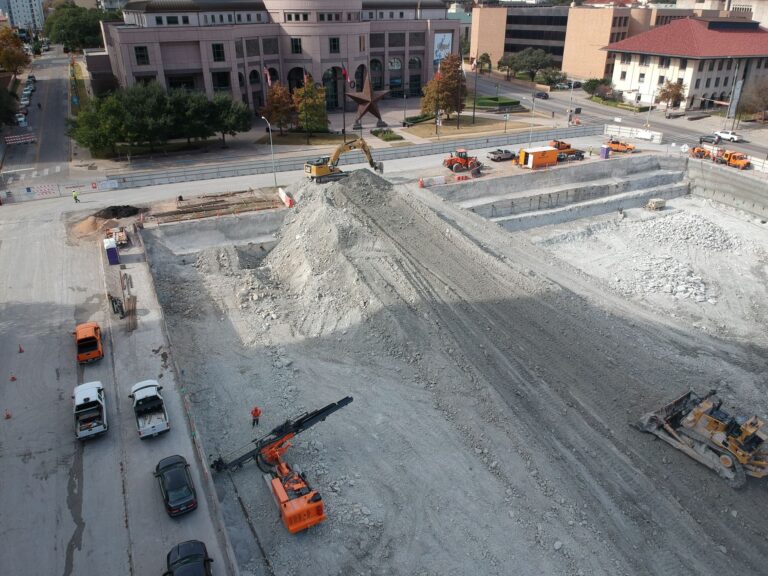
687, 159, 768, 219
435, 155, 686, 203
145, 209, 286, 255
470, 170, 684, 218
496, 182, 690, 232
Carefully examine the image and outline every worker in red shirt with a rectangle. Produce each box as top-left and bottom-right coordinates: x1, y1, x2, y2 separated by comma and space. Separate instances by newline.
250, 405, 262, 427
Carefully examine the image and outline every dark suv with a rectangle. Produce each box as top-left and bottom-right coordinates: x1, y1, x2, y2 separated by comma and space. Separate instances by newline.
163, 540, 213, 576
699, 134, 718, 144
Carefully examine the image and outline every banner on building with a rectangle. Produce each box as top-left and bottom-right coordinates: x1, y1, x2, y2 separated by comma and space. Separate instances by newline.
433, 33, 453, 65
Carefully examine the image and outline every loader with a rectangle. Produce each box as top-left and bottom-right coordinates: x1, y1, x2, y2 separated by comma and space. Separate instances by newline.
639, 390, 768, 488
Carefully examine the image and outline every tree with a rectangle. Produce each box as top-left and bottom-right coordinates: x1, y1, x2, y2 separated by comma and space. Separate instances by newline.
595, 83, 614, 100
536, 67, 567, 87
116, 82, 172, 150
477, 52, 491, 73
66, 95, 124, 155
459, 36, 470, 59
0, 88, 18, 126
0, 28, 30, 75
514, 48, 553, 82
259, 82, 295, 136
210, 93, 252, 147
420, 53, 467, 121
44, 5, 121, 50
292, 77, 327, 143
497, 54, 518, 81
583, 77, 611, 96
657, 79, 687, 115
737, 78, 768, 122
168, 89, 215, 143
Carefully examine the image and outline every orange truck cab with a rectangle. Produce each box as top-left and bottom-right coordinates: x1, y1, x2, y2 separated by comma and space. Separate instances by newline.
74, 322, 104, 364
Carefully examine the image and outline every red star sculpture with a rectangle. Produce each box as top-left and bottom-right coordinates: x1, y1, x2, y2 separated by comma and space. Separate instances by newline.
347, 70, 389, 127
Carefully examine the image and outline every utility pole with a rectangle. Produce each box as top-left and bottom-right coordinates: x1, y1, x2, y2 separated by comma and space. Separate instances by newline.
472, 58, 478, 124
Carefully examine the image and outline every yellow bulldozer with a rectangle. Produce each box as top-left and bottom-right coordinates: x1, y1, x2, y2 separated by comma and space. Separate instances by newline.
304, 137, 383, 183
639, 390, 768, 488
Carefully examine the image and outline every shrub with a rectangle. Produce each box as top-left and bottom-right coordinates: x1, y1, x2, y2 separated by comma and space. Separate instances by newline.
371, 128, 404, 141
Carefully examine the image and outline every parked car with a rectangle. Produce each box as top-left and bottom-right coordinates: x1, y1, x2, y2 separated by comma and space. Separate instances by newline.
487, 148, 516, 162
155, 455, 198, 517
558, 150, 585, 161
20, 96, 30, 107
699, 134, 718, 144
18, 106, 28, 116
163, 541, 214, 576
569, 80, 582, 89
25, 81, 35, 91
534, 91, 549, 100
554, 83, 570, 90
15, 113, 27, 127
714, 130, 741, 142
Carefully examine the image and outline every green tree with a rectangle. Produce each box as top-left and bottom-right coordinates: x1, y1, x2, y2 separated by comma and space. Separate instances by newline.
421, 53, 467, 121
292, 77, 327, 143
259, 82, 295, 136
536, 67, 567, 87
210, 93, 252, 147
0, 28, 30, 75
459, 36, 470, 59
167, 89, 215, 143
66, 95, 124, 155
117, 82, 171, 150
657, 79, 687, 115
0, 88, 18, 125
44, 5, 120, 50
515, 48, 553, 82
737, 77, 768, 122
583, 77, 611, 96
497, 54, 518, 81
477, 52, 491, 73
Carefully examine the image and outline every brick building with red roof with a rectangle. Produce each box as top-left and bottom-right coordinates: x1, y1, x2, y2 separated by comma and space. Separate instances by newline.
604, 17, 768, 111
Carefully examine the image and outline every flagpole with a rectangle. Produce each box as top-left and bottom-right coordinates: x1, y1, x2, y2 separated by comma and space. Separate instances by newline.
342, 61, 347, 142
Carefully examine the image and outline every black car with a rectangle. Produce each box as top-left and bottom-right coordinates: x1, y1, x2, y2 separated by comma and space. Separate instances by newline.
163, 540, 213, 576
155, 455, 198, 517
534, 91, 549, 100
558, 150, 585, 162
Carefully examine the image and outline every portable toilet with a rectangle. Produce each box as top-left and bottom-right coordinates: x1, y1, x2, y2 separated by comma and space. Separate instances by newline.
103, 238, 119, 265
600, 145, 611, 159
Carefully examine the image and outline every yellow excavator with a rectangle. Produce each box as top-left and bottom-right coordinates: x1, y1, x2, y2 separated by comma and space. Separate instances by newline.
304, 137, 383, 183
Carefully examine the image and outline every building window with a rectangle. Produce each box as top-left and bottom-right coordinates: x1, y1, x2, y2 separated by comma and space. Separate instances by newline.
246, 38, 259, 56
724, 77, 729, 86
212, 43, 225, 62
727, 59, 733, 70
409, 32, 425, 46
134, 46, 149, 66
388, 57, 402, 70
379, 11, 383, 18
249, 70, 260, 85
228, 14, 233, 22
303, 13, 308, 21
360, 35, 366, 52
658, 75, 665, 85
659, 57, 670, 68
182, 15, 189, 24
695, 78, 700, 89
211, 71, 230, 91
287, 13, 292, 21
409, 56, 421, 69
389, 33, 405, 47
219, 14, 224, 23
399, 11, 404, 18
204, 14, 208, 23
389, 11, 394, 18
714, 77, 720, 87
329, 37, 340, 53
639, 73, 645, 83
235, 41, 243, 59
246, 13, 251, 22
237, 14, 241, 22
620, 53, 630, 64
698, 61, 705, 72
717, 59, 724, 70
166, 15, 179, 25
639, 55, 649, 66
319, 13, 325, 21
708, 60, 715, 71
705, 78, 711, 87
371, 33, 384, 48
291, 38, 302, 54
679, 58, 687, 70
620, 71, 626, 81
257, 13, 261, 21
263, 37, 279, 55
155, 16, 162, 25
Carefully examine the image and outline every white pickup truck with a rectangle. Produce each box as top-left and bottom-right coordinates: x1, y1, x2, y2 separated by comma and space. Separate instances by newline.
129, 380, 170, 439
73, 382, 108, 440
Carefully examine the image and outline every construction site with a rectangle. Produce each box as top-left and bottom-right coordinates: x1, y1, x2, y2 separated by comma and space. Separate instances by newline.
125, 147, 768, 575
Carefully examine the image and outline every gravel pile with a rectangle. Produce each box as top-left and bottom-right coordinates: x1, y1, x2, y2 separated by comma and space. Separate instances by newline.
630, 211, 742, 253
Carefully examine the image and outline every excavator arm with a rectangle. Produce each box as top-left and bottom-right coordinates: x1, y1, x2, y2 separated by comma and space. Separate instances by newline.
327, 138, 382, 172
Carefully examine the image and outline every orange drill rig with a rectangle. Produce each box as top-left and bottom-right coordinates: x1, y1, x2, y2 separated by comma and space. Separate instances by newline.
211, 396, 353, 533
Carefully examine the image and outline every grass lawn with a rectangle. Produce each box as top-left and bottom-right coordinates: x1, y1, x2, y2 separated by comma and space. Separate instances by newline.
474, 95, 520, 108
71, 63, 90, 116
255, 132, 349, 146
407, 114, 528, 139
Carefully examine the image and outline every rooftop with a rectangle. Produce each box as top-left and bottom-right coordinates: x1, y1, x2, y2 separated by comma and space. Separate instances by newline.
604, 17, 768, 58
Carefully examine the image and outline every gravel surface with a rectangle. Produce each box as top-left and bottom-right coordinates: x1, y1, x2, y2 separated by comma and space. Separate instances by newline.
144, 171, 768, 576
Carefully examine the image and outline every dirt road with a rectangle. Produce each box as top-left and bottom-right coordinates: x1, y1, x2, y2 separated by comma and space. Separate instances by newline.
145, 170, 768, 576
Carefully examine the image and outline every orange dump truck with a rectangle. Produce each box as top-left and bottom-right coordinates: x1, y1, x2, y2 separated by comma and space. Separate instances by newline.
518, 146, 559, 169
714, 150, 750, 170
74, 322, 104, 364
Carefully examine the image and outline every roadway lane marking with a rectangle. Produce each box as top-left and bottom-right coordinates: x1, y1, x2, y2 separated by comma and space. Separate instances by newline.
43, 168, 49, 176
55, 165, 61, 173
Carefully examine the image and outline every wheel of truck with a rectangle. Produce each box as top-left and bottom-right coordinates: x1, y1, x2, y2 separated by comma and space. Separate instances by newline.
452, 163, 466, 173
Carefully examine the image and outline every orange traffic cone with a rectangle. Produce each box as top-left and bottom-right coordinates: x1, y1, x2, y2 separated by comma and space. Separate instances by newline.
9, 375, 16, 382
4, 409, 11, 420
418, 178, 424, 188
18, 344, 23, 353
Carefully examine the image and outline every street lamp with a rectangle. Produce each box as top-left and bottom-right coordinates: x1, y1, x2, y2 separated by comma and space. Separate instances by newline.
403, 92, 408, 125
524, 95, 537, 146
261, 116, 277, 188
645, 90, 656, 128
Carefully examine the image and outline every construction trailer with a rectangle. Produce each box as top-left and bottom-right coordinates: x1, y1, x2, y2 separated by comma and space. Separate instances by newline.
518, 146, 559, 169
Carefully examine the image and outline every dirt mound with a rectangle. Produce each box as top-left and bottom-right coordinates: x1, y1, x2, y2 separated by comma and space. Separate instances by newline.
70, 215, 119, 238
94, 205, 141, 219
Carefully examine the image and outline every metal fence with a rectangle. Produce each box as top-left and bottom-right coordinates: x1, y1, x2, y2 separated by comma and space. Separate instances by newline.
103, 125, 605, 190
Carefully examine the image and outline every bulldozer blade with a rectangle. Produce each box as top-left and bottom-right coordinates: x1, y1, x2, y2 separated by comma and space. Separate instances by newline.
638, 391, 698, 433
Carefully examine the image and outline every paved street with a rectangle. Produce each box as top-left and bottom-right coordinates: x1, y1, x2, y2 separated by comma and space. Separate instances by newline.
0, 193, 230, 575
2, 48, 72, 192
